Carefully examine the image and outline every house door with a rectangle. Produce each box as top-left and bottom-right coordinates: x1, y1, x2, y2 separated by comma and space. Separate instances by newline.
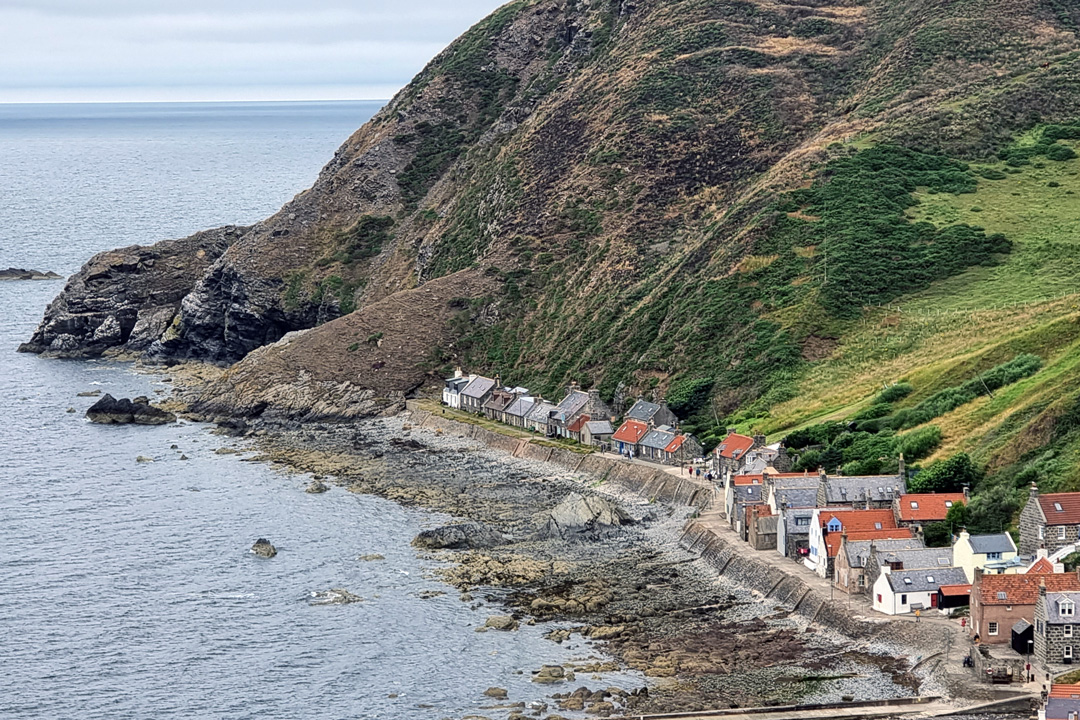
930, 594, 938, 609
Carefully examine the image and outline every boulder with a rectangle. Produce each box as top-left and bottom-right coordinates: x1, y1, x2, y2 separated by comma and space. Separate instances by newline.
252, 538, 277, 558
412, 522, 507, 550
485, 615, 519, 631
309, 588, 363, 605
86, 394, 176, 425
533, 492, 633, 541
532, 665, 566, 683
483, 687, 508, 699
357, 553, 384, 562
305, 479, 329, 494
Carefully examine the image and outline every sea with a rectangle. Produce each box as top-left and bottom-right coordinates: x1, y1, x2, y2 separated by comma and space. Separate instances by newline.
0, 102, 634, 719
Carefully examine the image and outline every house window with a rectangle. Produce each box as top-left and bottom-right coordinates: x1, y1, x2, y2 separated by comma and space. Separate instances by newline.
827, 518, 842, 532
1067, 625, 1074, 639
874, 522, 883, 530
1056, 502, 1065, 512
1061, 526, 1069, 540
945, 501, 953, 508
1062, 600, 1075, 617
926, 575, 935, 584
901, 594, 907, 605
858, 575, 866, 587
1066, 646, 1074, 661
987, 552, 1002, 560
910, 501, 919, 509
996, 591, 1008, 601
796, 517, 810, 527
1040, 526, 1045, 540
988, 622, 999, 636
1037, 619, 1044, 634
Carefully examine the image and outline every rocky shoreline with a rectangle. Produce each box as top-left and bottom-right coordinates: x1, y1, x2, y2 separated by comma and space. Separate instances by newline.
164, 391, 960, 718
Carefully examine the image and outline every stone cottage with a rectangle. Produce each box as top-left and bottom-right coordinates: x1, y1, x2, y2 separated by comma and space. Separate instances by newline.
1020, 484, 1080, 557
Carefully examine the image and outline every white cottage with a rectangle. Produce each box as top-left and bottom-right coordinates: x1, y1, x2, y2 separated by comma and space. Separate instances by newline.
872, 565, 968, 615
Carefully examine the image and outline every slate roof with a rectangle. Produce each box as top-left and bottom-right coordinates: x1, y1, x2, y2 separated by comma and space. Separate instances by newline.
770, 474, 818, 489
1044, 592, 1080, 624
445, 376, 470, 392
896, 493, 966, 522
612, 419, 649, 444
505, 397, 535, 418
978, 573, 1080, 606
1040, 493, 1080, 525
553, 390, 590, 421
716, 433, 755, 460
734, 485, 764, 505
784, 508, 814, 536
525, 401, 557, 424
641, 428, 677, 451
626, 399, 663, 422
844, 538, 926, 569
774, 487, 818, 509
825, 529, 913, 558
886, 566, 967, 593
968, 533, 1016, 555
1012, 619, 1032, 634
822, 474, 905, 504
876, 546, 952, 571
757, 515, 778, 534
483, 390, 516, 413
461, 376, 496, 399
585, 420, 613, 435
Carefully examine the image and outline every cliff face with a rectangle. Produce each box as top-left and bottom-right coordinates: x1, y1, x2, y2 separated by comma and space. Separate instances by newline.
22, 0, 1080, 447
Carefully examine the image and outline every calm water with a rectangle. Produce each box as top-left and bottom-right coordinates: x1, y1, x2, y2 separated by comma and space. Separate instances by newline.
0, 102, 628, 719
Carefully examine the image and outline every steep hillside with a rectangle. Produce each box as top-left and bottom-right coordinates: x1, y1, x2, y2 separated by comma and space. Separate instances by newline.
21, 1, 1080, 503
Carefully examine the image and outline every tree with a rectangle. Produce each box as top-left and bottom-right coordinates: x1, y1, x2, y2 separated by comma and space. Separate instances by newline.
923, 522, 953, 548
908, 452, 981, 493
944, 500, 970, 530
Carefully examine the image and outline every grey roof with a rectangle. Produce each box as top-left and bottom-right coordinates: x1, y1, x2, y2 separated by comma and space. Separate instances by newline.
774, 487, 818, 509
641, 428, 676, 451
770, 476, 818, 491
445, 377, 470, 391
845, 538, 926, 569
784, 508, 814, 535
461, 376, 496, 399
885, 566, 967, 593
1012, 619, 1032, 634
823, 475, 905, 504
967, 533, 1015, 555
505, 397, 535, 418
552, 390, 590, 422
734, 485, 764, 505
1043, 592, 1080, 624
876, 546, 950, 571
525, 401, 557, 424
1046, 697, 1080, 720
757, 515, 778, 534
626, 399, 662, 422
584, 420, 613, 435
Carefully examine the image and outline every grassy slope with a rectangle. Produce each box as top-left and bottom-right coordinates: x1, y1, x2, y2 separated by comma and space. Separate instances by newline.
757, 137, 1080, 490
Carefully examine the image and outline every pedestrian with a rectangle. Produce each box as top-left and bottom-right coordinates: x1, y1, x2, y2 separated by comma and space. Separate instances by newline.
915, 609, 921, 623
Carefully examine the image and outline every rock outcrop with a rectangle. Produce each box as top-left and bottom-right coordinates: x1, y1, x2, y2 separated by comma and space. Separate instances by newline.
252, 538, 277, 558
412, 522, 507, 550
18, 226, 243, 358
309, 588, 363, 605
534, 492, 633, 541
85, 394, 177, 425
0, 268, 61, 280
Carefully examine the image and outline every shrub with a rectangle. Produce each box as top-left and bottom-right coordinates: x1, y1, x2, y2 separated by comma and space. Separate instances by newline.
875, 382, 913, 404
909, 453, 981, 493
978, 169, 1007, 180
897, 425, 942, 461
1046, 143, 1078, 162
923, 522, 953, 548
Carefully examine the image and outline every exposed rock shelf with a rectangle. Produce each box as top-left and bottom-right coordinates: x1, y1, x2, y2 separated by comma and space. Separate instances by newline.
1, 268, 61, 280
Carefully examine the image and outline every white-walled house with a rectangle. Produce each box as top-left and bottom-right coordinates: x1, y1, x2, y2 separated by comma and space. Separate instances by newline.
443, 372, 474, 409
872, 565, 968, 615
953, 530, 1021, 583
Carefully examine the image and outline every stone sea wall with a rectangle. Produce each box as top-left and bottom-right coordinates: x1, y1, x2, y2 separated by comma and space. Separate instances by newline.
405, 403, 714, 509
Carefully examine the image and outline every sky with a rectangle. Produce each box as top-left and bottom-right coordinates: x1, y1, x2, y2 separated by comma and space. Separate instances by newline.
0, 1, 507, 103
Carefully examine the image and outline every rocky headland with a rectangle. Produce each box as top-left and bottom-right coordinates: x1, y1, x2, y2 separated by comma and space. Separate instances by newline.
0, 268, 61, 281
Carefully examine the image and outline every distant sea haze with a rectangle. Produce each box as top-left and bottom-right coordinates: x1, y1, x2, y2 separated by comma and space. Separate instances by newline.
0, 101, 627, 718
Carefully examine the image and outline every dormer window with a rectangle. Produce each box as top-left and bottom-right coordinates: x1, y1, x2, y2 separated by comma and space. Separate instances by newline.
1062, 600, 1075, 617
827, 518, 842, 532
910, 501, 919, 509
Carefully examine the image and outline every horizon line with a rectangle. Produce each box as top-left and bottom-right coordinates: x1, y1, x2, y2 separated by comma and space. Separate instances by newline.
0, 97, 391, 106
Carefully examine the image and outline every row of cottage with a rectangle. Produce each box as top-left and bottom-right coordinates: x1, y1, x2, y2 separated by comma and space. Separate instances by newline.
716, 431, 1080, 675
443, 371, 705, 466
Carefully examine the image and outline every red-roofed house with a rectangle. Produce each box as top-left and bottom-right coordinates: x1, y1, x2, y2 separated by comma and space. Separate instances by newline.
612, 419, 648, 457
1020, 485, 1080, 556
1024, 556, 1063, 575
937, 583, 972, 611
715, 433, 757, 474
733, 474, 765, 486
566, 414, 590, 443
1044, 685, 1080, 720
894, 492, 967, 531
806, 508, 904, 578
971, 571, 1080, 644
